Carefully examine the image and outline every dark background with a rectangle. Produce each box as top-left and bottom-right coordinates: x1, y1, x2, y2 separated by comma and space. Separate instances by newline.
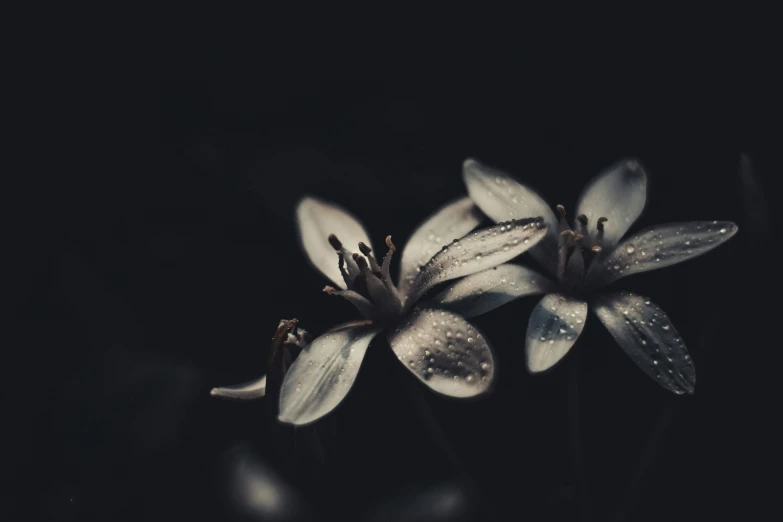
11, 15, 776, 522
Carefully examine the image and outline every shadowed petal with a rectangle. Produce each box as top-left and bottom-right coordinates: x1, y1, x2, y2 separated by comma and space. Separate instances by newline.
526, 294, 588, 373
388, 308, 495, 397
211, 374, 267, 400
278, 322, 381, 425
296, 196, 373, 289
593, 291, 695, 394
575, 159, 647, 249
405, 218, 549, 306
593, 221, 738, 285
463, 158, 559, 274
431, 264, 552, 318
398, 197, 483, 295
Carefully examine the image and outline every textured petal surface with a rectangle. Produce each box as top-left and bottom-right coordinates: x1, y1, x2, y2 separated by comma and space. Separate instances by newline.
278, 322, 381, 425
405, 218, 549, 306
398, 197, 483, 294
593, 291, 695, 394
463, 158, 559, 274
525, 294, 588, 373
575, 159, 647, 248
431, 264, 552, 318
210, 374, 267, 400
388, 308, 495, 397
593, 221, 738, 285
296, 196, 373, 289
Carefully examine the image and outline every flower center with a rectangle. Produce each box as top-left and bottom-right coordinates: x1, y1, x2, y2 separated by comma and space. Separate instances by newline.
322, 233, 403, 321
555, 204, 608, 288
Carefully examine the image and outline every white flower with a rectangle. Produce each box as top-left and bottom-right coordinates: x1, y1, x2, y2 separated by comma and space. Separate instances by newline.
432, 158, 738, 395
276, 195, 549, 425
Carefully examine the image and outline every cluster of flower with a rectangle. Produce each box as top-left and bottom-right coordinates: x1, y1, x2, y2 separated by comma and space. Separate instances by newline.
212, 158, 737, 426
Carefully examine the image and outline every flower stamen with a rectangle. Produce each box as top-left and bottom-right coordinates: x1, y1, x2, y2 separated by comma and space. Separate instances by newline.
358, 241, 381, 273
576, 214, 589, 237
556, 204, 570, 233
557, 229, 575, 280
596, 217, 608, 246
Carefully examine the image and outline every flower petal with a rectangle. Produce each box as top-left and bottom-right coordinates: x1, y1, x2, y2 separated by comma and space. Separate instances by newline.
593, 221, 738, 285
430, 264, 552, 318
388, 308, 495, 397
575, 159, 647, 248
295, 196, 373, 289
405, 218, 549, 306
210, 374, 267, 400
463, 158, 559, 274
592, 291, 695, 395
398, 197, 483, 295
525, 294, 588, 373
278, 322, 381, 425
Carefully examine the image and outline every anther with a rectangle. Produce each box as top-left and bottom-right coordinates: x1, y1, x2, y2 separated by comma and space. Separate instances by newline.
555, 204, 570, 233
358, 242, 381, 272
358, 242, 372, 256
352, 253, 369, 271
576, 214, 588, 236
328, 234, 342, 251
596, 217, 608, 244
591, 245, 602, 253
385, 235, 396, 252
323, 285, 336, 295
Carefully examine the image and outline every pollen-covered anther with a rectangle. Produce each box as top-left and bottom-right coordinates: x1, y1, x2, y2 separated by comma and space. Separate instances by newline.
328, 233, 342, 251
323, 285, 336, 295
576, 214, 588, 236
596, 217, 608, 245
352, 252, 369, 270
385, 235, 396, 252
357, 242, 381, 272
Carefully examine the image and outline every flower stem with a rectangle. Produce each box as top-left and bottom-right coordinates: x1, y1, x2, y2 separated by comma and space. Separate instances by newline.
569, 348, 591, 521
612, 404, 676, 522
403, 376, 464, 475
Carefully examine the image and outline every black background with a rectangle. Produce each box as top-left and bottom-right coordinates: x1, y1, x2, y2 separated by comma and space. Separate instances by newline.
11, 13, 776, 522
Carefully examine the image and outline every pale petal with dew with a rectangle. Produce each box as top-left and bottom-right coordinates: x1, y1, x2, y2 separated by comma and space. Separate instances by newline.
388, 308, 495, 397
593, 221, 738, 285
431, 264, 552, 318
405, 217, 548, 306
463, 158, 559, 274
593, 291, 695, 395
278, 323, 381, 425
525, 293, 588, 373
398, 197, 483, 294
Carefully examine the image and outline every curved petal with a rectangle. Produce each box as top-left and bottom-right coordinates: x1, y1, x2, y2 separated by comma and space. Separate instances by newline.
525, 294, 588, 373
295, 196, 373, 289
398, 197, 483, 294
575, 159, 647, 248
278, 322, 381, 425
210, 374, 267, 400
388, 308, 495, 397
592, 291, 695, 395
463, 158, 559, 274
405, 217, 549, 307
430, 264, 553, 318
592, 221, 738, 285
